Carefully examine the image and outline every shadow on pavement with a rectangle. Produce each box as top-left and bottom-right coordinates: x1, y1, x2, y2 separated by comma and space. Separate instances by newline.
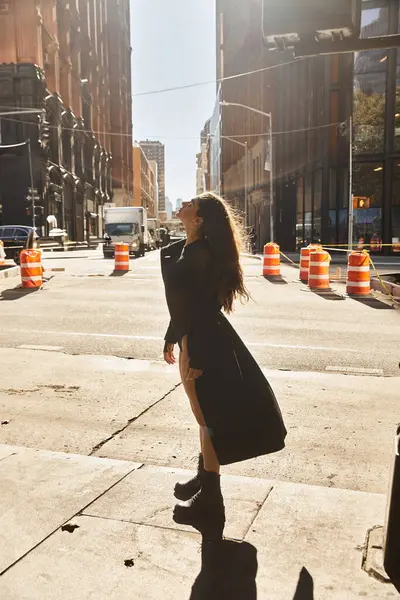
263, 275, 288, 285
190, 540, 314, 600
312, 290, 346, 301
351, 296, 395, 310
0, 287, 41, 301
109, 270, 130, 277
293, 567, 314, 599
190, 539, 257, 600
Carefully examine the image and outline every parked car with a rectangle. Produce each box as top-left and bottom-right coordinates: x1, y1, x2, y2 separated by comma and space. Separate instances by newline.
0, 225, 38, 263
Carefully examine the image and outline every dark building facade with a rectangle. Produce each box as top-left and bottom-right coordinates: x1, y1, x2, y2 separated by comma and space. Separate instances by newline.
213, 0, 400, 254
0, 0, 133, 241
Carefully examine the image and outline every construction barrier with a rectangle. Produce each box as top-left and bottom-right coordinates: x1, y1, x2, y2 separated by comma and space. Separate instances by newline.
299, 247, 310, 282
357, 237, 364, 250
308, 249, 331, 290
299, 244, 322, 282
346, 251, 370, 296
263, 242, 280, 276
20, 249, 43, 289
114, 243, 130, 271
0, 240, 5, 266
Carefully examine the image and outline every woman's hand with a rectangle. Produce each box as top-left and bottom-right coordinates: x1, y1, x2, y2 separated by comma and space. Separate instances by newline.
186, 368, 203, 381
163, 343, 176, 365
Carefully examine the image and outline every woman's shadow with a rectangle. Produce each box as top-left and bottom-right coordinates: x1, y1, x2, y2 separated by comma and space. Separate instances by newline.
189, 539, 257, 600
189, 538, 314, 600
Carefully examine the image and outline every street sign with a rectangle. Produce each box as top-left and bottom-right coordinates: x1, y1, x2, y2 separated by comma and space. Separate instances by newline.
26, 195, 40, 201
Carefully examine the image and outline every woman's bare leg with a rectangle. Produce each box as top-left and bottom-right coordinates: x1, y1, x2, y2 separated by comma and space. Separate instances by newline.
179, 336, 220, 474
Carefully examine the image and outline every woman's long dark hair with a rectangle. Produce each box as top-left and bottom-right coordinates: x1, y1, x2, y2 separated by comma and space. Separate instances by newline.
196, 192, 249, 313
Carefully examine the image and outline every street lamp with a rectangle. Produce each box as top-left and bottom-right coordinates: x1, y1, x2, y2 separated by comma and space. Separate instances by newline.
222, 135, 248, 229
220, 101, 274, 242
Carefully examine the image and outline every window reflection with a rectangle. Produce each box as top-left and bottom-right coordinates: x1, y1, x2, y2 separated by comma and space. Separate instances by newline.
353, 7, 389, 154
352, 163, 382, 250
392, 163, 400, 253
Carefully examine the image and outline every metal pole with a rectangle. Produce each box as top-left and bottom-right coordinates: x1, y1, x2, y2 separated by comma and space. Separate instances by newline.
269, 113, 274, 242
347, 116, 353, 254
27, 138, 36, 230
244, 142, 248, 230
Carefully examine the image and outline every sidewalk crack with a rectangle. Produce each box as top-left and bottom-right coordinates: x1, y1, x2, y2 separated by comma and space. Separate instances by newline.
242, 485, 274, 541
89, 382, 182, 456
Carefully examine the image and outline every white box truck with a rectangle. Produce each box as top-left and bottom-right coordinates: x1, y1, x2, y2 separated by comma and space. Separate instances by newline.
103, 207, 147, 258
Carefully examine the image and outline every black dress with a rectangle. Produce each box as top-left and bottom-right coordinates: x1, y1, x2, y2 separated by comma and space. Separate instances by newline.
161, 238, 287, 466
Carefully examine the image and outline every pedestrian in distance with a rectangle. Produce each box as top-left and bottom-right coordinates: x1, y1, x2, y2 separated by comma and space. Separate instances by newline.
161, 192, 287, 540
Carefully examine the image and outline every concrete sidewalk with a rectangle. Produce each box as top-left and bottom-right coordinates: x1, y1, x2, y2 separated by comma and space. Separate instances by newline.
0, 444, 397, 599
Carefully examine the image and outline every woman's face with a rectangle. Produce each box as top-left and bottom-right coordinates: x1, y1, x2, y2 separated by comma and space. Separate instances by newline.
177, 198, 202, 227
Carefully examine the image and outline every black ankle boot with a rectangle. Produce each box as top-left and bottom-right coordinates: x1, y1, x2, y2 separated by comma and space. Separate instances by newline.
173, 470, 225, 540
174, 454, 204, 501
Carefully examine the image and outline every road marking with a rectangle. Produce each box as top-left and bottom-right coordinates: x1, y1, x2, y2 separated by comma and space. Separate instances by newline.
18, 344, 64, 352
9, 329, 357, 352
325, 366, 384, 376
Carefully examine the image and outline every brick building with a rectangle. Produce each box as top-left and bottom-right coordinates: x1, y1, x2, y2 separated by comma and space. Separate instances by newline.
0, 0, 133, 241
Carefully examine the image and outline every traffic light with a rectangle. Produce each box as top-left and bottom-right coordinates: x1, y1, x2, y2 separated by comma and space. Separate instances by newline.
39, 115, 50, 148
353, 196, 371, 209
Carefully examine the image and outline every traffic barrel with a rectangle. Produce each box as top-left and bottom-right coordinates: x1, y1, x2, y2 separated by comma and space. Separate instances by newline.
0, 240, 5, 266
300, 244, 322, 283
357, 237, 364, 250
308, 249, 331, 290
263, 242, 280, 277
299, 247, 310, 282
20, 248, 43, 288
346, 251, 370, 296
114, 242, 130, 271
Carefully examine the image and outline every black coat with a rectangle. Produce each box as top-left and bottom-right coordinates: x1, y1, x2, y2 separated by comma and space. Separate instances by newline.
161, 238, 287, 466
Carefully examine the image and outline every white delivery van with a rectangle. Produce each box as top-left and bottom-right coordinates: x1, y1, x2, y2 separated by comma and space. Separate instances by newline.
103, 207, 145, 258
147, 217, 160, 249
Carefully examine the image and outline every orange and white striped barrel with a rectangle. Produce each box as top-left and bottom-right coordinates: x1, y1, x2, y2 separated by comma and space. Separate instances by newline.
263, 242, 280, 276
346, 250, 371, 296
393, 239, 400, 253
346, 251, 370, 296
114, 243, 130, 271
299, 247, 314, 282
0, 240, 5, 266
308, 249, 331, 290
20, 249, 43, 288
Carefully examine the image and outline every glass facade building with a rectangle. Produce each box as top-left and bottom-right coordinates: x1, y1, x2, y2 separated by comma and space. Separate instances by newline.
291, 0, 400, 254
353, 0, 400, 253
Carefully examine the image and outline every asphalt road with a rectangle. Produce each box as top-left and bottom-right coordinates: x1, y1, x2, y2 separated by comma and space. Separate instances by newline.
0, 248, 398, 375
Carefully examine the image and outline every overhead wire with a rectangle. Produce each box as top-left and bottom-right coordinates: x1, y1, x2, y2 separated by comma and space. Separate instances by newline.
0, 112, 347, 141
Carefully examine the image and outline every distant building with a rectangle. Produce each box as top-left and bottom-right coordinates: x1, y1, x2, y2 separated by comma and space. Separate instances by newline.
133, 144, 157, 218
139, 140, 165, 212
165, 196, 173, 220
176, 198, 183, 211
149, 161, 159, 215
196, 118, 211, 195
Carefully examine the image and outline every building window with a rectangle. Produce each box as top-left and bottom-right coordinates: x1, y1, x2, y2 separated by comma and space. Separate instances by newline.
352, 162, 383, 247
312, 169, 322, 242
392, 162, 400, 252
395, 46, 400, 150
353, 5, 389, 154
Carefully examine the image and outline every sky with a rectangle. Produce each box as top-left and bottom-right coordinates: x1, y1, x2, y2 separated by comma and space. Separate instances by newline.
130, 0, 216, 209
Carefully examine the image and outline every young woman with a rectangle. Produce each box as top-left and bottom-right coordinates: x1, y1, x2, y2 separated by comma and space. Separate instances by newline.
161, 192, 286, 538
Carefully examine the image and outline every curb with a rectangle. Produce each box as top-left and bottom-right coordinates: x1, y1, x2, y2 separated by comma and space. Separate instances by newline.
242, 253, 262, 261
0, 266, 19, 280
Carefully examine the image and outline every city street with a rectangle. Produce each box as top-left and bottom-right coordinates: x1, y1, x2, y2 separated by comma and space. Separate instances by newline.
0, 248, 399, 598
